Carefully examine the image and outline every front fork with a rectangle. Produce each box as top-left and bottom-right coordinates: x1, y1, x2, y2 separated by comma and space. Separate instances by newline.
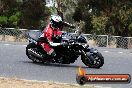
81, 50, 95, 64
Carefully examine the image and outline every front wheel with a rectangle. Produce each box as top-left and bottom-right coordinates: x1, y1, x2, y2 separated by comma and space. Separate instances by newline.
82, 52, 104, 68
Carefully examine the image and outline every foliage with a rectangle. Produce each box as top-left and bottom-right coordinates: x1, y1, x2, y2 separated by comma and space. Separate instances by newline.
72, 0, 132, 37
0, 0, 132, 37
0, 0, 21, 27
8, 11, 21, 27
20, 0, 51, 29
92, 15, 108, 34
0, 16, 8, 26
0, 0, 51, 29
55, 0, 77, 22
128, 23, 132, 30
72, 0, 93, 33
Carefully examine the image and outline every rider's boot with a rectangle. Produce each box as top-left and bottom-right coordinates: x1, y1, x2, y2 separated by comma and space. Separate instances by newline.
48, 51, 56, 63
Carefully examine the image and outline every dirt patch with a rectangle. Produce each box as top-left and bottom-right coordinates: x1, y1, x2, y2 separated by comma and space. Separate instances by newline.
0, 35, 27, 42
88, 40, 97, 47
0, 77, 95, 88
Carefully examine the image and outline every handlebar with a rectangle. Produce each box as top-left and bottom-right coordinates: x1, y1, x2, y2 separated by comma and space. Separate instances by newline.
62, 39, 78, 46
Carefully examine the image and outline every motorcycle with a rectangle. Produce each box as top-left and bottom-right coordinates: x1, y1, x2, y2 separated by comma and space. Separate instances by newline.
26, 28, 104, 68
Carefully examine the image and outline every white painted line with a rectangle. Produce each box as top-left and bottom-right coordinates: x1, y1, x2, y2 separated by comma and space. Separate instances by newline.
23, 45, 27, 47
118, 52, 123, 53
4, 44, 10, 46
95, 85, 112, 88
104, 51, 109, 52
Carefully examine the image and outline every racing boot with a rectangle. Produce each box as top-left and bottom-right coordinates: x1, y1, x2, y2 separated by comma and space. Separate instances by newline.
49, 51, 56, 63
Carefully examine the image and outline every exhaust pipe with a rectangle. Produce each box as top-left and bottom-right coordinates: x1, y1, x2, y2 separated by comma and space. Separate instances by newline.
28, 49, 44, 59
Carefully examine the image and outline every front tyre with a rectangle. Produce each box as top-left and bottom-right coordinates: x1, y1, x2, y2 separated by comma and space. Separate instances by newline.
82, 52, 104, 68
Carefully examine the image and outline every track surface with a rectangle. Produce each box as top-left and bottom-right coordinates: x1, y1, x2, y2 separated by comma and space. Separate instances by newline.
0, 43, 132, 88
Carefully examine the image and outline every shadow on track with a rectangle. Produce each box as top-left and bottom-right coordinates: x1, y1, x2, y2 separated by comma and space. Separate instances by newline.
21, 61, 89, 68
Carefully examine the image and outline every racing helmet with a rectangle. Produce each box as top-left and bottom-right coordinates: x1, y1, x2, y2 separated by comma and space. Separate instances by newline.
50, 15, 63, 29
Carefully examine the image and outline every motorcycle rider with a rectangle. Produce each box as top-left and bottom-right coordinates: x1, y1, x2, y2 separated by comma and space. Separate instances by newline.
38, 14, 75, 59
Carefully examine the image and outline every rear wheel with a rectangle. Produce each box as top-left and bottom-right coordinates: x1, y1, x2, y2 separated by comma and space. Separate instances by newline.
26, 43, 41, 63
82, 52, 104, 68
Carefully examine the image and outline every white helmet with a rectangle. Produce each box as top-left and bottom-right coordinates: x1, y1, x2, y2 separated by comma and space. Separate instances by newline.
50, 15, 63, 28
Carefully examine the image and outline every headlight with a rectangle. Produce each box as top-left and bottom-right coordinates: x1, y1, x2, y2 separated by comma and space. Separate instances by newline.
93, 50, 98, 53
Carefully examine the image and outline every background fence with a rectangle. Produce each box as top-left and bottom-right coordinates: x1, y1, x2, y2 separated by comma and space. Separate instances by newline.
0, 28, 28, 42
84, 34, 132, 49
0, 28, 132, 49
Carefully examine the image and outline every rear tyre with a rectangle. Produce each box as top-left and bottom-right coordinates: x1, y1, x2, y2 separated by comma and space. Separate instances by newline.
26, 43, 40, 63
82, 52, 104, 68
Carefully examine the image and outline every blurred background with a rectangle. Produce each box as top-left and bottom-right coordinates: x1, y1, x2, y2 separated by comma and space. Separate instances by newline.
0, 0, 132, 49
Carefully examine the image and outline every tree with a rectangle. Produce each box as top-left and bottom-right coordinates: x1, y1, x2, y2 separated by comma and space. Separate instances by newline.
55, 0, 77, 22
105, 0, 132, 36
0, 0, 21, 27
20, 0, 51, 29
73, 0, 132, 36
73, 0, 93, 33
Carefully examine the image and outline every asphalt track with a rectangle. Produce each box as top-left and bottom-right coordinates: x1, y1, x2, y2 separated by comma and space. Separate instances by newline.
0, 42, 132, 88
